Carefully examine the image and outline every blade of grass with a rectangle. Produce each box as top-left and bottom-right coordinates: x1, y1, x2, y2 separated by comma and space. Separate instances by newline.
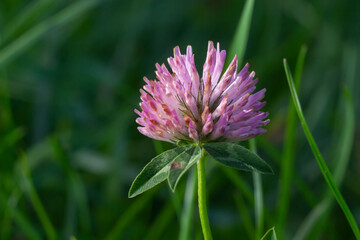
0, 0, 101, 68
63, 186, 76, 240
331, 45, 357, 185
0, 28, 12, 130
179, 168, 197, 240
0, 127, 25, 155
19, 152, 57, 240
0, 67, 13, 130
293, 198, 330, 240
292, 175, 318, 207
277, 45, 307, 235
104, 190, 156, 240
261, 227, 277, 240
257, 137, 318, 207
2, 0, 57, 45
250, 139, 264, 240
229, 1, 260, 237
0, 191, 41, 240
228, 0, 255, 64
144, 200, 175, 240
233, 192, 255, 239
220, 166, 254, 205
0, 187, 11, 240
257, 137, 282, 163
283, 58, 360, 240
293, 45, 357, 240
50, 136, 91, 235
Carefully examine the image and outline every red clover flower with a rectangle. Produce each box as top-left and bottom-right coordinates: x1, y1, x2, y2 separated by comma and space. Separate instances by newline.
135, 41, 269, 144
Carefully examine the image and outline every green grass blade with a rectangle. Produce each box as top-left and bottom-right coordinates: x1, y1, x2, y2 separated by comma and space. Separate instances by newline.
293, 46, 308, 90
2, 0, 57, 45
253, 171, 264, 239
250, 139, 264, 240
332, 88, 354, 184
293, 45, 357, 240
233, 192, 255, 239
293, 175, 318, 207
0, 0, 100, 68
283, 58, 360, 240
221, 166, 254, 205
0, 68, 13, 129
144, 201, 175, 240
19, 153, 57, 240
261, 227, 277, 240
293, 198, 330, 240
229, 0, 255, 65
0, 127, 25, 155
179, 168, 196, 240
0, 191, 42, 240
50, 136, 91, 234
257, 137, 318, 207
0, 183, 12, 239
277, 45, 307, 234
105, 191, 156, 240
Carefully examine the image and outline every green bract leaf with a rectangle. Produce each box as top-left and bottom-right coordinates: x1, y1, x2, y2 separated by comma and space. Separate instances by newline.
203, 142, 273, 174
168, 145, 201, 191
260, 227, 277, 240
128, 145, 193, 198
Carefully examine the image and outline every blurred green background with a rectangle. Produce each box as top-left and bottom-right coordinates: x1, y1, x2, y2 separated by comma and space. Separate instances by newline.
0, 0, 359, 239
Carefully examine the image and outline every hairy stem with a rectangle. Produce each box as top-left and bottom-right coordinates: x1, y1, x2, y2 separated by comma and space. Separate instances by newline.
197, 148, 213, 240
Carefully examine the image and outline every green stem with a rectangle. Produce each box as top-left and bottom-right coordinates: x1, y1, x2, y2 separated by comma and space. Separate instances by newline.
197, 148, 213, 240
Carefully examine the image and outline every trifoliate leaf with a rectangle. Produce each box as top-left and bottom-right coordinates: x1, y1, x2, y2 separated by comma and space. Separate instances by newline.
128, 144, 193, 198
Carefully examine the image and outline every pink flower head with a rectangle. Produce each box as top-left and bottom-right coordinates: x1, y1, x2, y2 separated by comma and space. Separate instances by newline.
135, 41, 269, 143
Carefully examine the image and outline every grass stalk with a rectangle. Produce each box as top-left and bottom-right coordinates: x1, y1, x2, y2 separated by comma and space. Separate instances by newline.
0, 0, 100, 68
0, 190, 41, 240
233, 192, 255, 239
293, 45, 357, 240
50, 136, 91, 235
105, 190, 156, 240
277, 45, 307, 235
283, 58, 360, 240
19, 153, 57, 240
229, 0, 255, 64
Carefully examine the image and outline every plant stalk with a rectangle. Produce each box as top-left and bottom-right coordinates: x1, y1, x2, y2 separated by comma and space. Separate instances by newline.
197, 148, 213, 240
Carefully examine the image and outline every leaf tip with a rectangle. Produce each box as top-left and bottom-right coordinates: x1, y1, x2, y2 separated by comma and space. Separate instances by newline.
259, 165, 274, 175
128, 189, 135, 198
300, 44, 308, 52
